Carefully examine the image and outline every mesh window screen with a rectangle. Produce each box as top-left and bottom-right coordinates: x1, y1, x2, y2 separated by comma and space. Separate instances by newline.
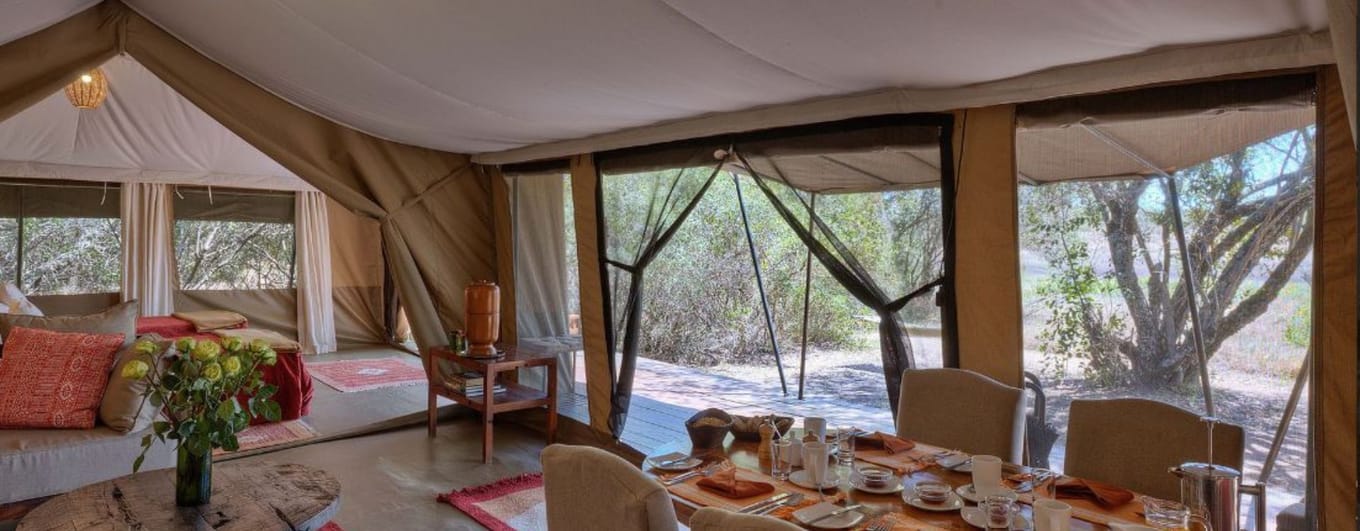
173, 187, 296, 290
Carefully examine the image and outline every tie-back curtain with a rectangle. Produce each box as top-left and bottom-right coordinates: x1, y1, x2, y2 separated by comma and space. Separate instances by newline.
296, 191, 336, 354
120, 182, 176, 316
598, 147, 727, 436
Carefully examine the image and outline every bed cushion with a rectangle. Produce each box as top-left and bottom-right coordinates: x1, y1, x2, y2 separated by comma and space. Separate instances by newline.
0, 327, 125, 428
0, 425, 175, 504
0, 300, 139, 349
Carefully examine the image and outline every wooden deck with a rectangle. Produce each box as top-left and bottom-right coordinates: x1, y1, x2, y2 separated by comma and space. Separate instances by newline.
559, 356, 894, 455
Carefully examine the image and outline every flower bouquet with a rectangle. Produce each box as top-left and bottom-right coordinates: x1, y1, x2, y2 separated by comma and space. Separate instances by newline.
120, 335, 280, 506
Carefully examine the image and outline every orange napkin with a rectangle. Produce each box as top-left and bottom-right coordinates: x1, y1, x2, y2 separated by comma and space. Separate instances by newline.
1055, 476, 1136, 507
696, 468, 776, 499
855, 431, 916, 454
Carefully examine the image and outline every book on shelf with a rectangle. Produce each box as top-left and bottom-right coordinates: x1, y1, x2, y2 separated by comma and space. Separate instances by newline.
443, 371, 507, 396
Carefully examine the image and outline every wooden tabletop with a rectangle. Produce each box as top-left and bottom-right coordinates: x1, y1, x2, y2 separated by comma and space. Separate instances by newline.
19, 461, 340, 531
431, 344, 560, 371
648, 433, 1147, 530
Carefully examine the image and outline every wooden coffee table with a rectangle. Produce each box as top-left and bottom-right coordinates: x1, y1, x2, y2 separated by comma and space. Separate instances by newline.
18, 461, 339, 530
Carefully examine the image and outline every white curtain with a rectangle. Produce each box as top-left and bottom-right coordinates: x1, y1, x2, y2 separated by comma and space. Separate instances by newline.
296, 191, 336, 354
512, 175, 574, 390
120, 183, 176, 316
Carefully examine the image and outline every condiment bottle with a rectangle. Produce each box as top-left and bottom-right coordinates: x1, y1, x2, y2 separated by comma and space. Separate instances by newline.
757, 421, 775, 471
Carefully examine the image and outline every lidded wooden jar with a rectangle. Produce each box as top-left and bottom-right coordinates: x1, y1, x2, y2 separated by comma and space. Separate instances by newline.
464, 281, 501, 357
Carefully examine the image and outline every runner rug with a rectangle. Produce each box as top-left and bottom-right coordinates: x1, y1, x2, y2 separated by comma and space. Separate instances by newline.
437, 473, 546, 531
307, 358, 427, 392
215, 419, 319, 455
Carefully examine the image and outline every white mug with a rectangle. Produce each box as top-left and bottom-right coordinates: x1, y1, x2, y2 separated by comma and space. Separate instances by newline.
802, 441, 830, 487
804, 417, 827, 442
1032, 499, 1072, 531
970, 455, 1003, 497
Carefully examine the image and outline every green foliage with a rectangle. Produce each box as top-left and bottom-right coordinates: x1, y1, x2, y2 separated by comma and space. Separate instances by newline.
1284, 303, 1310, 348
0, 218, 122, 295
175, 220, 294, 290
125, 337, 280, 472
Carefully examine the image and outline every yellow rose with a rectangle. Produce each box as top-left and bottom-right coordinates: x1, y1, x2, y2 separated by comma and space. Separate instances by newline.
202, 362, 223, 382
191, 340, 221, 361
120, 359, 150, 380
174, 337, 197, 354
249, 339, 271, 354
222, 356, 242, 376
222, 336, 244, 353
133, 339, 159, 356
259, 348, 278, 366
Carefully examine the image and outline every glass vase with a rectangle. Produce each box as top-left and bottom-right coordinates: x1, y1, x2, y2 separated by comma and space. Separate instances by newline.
175, 445, 213, 507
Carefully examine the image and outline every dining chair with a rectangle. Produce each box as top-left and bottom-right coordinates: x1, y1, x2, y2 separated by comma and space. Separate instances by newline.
1065, 398, 1246, 501
896, 368, 1027, 463
689, 507, 803, 531
540, 444, 679, 531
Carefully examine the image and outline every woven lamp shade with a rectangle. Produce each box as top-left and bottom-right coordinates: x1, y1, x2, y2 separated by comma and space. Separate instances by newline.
65, 69, 108, 109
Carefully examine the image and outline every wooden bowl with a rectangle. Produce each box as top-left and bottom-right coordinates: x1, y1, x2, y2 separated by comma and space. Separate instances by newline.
685, 408, 733, 450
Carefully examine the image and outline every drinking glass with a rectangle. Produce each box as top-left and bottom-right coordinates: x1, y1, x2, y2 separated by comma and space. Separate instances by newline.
1142, 497, 1200, 531
770, 438, 793, 481
980, 494, 1019, 529
971, 455, 1003, 497
834, 425, 856, 468
1030, 467, 1058, 500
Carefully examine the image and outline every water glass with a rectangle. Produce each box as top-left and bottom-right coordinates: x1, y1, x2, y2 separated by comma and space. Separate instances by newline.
834, 426, 856, 467
981, 494, 1019, 529
1142, 497, 1195, 531
770, 438, 793, 480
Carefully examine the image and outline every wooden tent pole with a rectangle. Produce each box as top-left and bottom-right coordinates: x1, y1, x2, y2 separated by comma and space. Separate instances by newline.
797, 193, 816, 400
734, 174, 788, 395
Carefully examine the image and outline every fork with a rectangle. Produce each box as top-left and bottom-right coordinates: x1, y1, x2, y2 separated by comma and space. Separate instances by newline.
661, 461, 729, 485
865, 517, 892, 531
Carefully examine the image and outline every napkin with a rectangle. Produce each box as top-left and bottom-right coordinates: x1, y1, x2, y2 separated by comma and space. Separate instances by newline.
696, 468, 775, 499
855, 431, 916, 454
1055, 476, 1136, 507
791, 501, 840, 523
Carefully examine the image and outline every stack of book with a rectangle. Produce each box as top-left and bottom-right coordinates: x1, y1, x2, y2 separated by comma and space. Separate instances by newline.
444, 372, 507, 397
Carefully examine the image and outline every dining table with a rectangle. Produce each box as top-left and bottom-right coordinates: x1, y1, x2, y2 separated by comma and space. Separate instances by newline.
644, 430, 1154, 530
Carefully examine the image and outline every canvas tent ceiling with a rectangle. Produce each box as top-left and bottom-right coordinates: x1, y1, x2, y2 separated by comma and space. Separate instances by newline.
0, 0, 1338, 160
0, 55, 313, 191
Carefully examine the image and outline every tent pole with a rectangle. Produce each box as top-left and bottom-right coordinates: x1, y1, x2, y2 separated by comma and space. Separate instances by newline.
734, 174, 788, 395
1077, 121, 1215, 416
797, 193, 817, 400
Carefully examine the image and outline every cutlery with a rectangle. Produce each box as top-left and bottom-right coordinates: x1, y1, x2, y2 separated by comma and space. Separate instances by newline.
866, 518, 892, 531
754, 493, 804, 515
661, 461, 728, 485
805, 504, 864, 525
944, 457, 973, 471
655, 454, 696, 467
738, 492, 790, 514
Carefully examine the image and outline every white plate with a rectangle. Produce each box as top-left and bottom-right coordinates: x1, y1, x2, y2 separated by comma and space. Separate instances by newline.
850, 477, 904, 495
902, 491, 965, 512
789, 469, 840, 490
961, 506, 1032, 529
645, 452, 702, 472
955, 484, 1018, 504
792, 502, 867, 530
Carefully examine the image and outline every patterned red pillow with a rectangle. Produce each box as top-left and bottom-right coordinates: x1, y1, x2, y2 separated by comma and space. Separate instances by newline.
0, 327, 125, 428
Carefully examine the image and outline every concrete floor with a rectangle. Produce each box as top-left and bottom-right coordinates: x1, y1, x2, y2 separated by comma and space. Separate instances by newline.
242, 417, 547, 530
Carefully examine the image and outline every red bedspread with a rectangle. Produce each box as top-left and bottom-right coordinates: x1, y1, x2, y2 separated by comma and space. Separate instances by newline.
135, 316, 312, 422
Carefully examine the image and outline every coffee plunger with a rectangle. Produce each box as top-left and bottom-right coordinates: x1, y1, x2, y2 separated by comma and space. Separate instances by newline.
1168, 416, 1239, 531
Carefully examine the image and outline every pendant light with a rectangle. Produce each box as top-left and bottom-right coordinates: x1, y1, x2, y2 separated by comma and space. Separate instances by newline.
65, 68, 108, 109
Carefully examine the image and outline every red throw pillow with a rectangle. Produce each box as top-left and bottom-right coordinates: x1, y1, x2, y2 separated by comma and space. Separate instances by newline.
0, 327, 125, 428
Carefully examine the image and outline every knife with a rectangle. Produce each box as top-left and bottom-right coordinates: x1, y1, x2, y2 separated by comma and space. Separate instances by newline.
738, 492, 790, 514
805, 504, 863, 525
655, 454, 696, 467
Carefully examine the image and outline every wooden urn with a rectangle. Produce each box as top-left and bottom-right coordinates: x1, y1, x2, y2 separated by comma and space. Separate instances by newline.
464, 280, 501, 357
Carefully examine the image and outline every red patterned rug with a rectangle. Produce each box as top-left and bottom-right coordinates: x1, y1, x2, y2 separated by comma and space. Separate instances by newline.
307, 358, 426, 392
437, 473, 545, 531
215, 419, 318, 455
319, 524, 342, 531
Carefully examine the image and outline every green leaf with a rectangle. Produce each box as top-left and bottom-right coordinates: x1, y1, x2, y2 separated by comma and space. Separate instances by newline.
216, 400, 235, 421
132, 454, 145, 473
153, 421, 170, 435
177, 420, 196, 439
262, 401, 282, 422
141, 434, 152, 447
221, 434, 239, 452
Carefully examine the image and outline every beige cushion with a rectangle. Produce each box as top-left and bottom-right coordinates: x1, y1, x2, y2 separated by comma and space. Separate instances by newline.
0, 425, 175, 504
213, 327, 301, 352
896, 368, 1026, 463
99, 334, 170, 433
541, 444, 678, 531
0, 282, 42, 316
172, 310, 247, 332
0, 300, 139, 350
690, 507, 802, 531
1065, 398, 1244, 500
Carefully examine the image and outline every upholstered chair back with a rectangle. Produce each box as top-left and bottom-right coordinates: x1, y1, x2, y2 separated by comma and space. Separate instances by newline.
541, 444, 679, 531
896, 368, 1026, 463
690, 507, 803, 531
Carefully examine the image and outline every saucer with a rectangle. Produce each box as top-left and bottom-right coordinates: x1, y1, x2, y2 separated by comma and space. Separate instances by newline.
792, 502, 866, 530
955, 483, 1018, 503
902, 491, 964, 512
789, 469, 840, 490
961, 506, 1032, 529
850, 477, 903, 495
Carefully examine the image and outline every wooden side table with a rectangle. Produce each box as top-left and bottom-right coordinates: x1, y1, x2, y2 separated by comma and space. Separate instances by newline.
428, 345, 558, 463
